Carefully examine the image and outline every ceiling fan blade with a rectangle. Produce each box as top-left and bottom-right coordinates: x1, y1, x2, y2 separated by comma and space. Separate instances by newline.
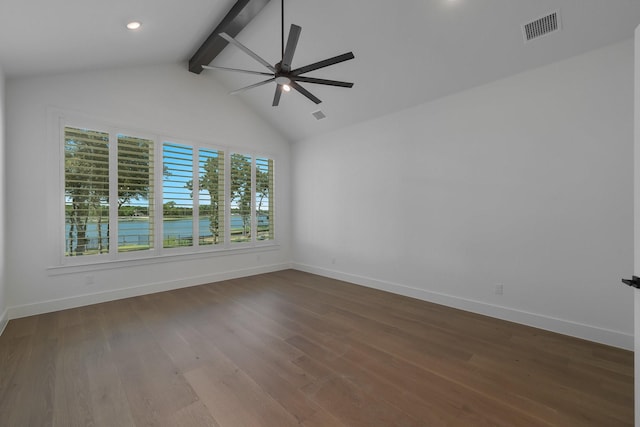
272, 85, 283, 106
229, 77, 276, 95
219, 32, 276, 72
201, 65, 273, 76
291, 76, 354, 88
291, 52, 355, 76
281, 24, 301, 72
290, 81, 321, 104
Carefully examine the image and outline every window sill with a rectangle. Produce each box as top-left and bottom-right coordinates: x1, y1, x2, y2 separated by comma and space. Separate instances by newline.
47, 243, 281, 276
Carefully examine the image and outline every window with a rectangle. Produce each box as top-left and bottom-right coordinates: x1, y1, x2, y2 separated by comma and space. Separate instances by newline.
118, 135, 154, 253
61, 121, 275, 262
162, 143, 194, 248
65, 127, 155, 257
65, 127, 110, 256
256, 156, 275, 241
198, 148, 225, 246
230, 153, 252, 243
229, 154, 275, 243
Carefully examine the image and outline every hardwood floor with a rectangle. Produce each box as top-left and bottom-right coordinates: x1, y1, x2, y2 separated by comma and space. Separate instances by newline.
0, 269, 633, 426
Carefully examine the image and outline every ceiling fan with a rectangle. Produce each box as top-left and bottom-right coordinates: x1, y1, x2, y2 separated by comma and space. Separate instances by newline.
201, 0, 355, 106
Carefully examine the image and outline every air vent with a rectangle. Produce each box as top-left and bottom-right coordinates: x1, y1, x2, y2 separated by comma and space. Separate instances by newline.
311, 110, 326, 120
523, 11, 560, 42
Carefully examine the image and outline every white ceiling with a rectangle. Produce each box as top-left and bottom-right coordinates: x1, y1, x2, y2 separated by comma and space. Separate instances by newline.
2, 0, 640, 142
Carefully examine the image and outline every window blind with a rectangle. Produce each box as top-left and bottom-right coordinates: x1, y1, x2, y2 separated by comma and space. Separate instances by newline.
118, 135, 154, 252
230, 153, 252, 243
256, 157, 274, 241
198, 148, 225, 246
61, 119, 276, 262
163, 142, 194, 248
64, 127, 110, 256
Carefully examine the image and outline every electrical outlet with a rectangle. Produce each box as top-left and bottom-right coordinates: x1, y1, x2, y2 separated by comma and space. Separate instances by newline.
331, 257, 336, 265
495, 284, 504, 295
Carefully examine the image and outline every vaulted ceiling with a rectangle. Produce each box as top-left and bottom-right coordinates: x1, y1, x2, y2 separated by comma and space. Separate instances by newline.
2, 0, 640, 142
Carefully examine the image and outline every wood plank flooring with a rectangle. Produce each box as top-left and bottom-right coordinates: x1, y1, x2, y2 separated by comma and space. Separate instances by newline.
0, 269, 633, 426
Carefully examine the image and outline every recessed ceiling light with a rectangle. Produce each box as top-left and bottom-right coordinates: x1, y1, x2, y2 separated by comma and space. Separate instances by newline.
126, 21, 142, 30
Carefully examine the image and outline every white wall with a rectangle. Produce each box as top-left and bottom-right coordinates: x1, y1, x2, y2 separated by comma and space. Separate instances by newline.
0, 65, 6, 334
292, 39, 635, 349
5, 62, 291, 318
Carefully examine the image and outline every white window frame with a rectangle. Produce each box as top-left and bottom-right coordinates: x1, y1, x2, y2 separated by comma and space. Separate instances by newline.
52, 111, 278, 269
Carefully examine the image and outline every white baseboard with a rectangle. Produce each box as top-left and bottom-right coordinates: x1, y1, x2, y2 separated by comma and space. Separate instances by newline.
7, 263, 292, 321
292, 263, 633, 350
6, 262, 631, 351
0, 307, 8, 337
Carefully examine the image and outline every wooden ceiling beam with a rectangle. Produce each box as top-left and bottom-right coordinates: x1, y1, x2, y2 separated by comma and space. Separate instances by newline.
189, 0, 272, 74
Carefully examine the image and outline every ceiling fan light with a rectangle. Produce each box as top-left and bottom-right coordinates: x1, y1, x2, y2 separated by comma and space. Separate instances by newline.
282, 84, 291, 92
